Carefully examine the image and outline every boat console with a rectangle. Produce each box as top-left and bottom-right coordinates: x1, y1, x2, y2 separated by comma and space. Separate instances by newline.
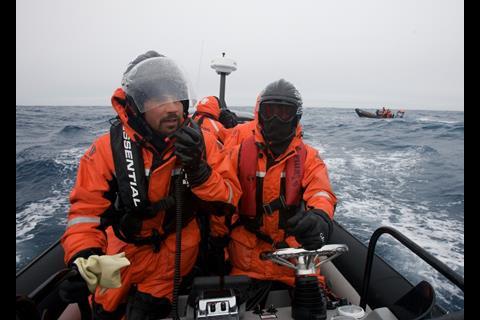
169, 244, 399, 320
17, 225, 464, 320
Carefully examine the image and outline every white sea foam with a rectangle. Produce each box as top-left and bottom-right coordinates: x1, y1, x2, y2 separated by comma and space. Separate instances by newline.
314, 137, 448, 263
309, 137, 464, 308
416, 117, 462, 124
16, 195, 68, 244
17, 147, 83, 244
53, 147, 85, 168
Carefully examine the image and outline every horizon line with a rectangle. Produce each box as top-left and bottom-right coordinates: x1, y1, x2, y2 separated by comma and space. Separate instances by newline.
16, 104, 465, 112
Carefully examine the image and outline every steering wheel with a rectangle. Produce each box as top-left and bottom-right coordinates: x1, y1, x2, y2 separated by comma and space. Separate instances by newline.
260, 244, 348, 276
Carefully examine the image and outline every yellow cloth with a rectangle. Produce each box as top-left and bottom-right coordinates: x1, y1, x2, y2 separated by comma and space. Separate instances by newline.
74, 252, 131, 293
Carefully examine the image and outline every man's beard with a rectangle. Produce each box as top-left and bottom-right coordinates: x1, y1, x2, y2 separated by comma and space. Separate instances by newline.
150, 114, 183, 152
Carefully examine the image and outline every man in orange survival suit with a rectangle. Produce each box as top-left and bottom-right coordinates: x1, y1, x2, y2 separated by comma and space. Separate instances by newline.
192, 96, 238, 145
59, 51, 241, 319
226, 79, 337, 308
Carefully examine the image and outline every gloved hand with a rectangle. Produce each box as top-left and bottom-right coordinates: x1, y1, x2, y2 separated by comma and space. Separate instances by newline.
173, 120, 212, 187
219, 109, 238, 128
73, 252, 131, 293
286, 209, 333, 250
58, 248, 103, 303
58, 266, 91, 303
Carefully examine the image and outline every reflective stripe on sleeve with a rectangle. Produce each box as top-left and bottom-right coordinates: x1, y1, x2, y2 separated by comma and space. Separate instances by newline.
225, 180, 234, 204
312, 191, 332, 200
67, 216, 101, 228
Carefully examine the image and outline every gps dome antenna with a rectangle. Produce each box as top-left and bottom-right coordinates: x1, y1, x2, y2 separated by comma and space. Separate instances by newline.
210, 52, 237, 109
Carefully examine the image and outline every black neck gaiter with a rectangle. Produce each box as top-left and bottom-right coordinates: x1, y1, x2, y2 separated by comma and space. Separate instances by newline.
261, 117, 297, 157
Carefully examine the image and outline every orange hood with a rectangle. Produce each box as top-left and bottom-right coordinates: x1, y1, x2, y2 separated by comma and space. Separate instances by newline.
195, 96, 222, 120
110, 87, 166, 146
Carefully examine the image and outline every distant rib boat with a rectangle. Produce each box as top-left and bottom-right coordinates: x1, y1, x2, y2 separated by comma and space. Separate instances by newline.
355, 108, 405, 118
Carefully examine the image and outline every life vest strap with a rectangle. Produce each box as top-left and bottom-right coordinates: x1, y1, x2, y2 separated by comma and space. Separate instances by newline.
193, 112, 216, 127
262, 195, 287, 215
241, 219, 289, 249
149, 196, 176, 215
111, 225, 166, 253
108, 123, 195, 251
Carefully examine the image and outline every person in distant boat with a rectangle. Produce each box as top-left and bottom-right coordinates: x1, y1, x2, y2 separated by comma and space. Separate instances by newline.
59, 50, 241, 319
376, 107, 386, 117
384, 108, 393, 118
192, 95, 238, 144
396, 109, 405, 118
224, 79, 337, 309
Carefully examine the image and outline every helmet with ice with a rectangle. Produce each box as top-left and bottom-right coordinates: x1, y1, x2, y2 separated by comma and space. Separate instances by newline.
122, 54, 196, 115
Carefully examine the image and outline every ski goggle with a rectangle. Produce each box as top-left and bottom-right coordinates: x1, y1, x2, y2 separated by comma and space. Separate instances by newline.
260, 103, 298, 121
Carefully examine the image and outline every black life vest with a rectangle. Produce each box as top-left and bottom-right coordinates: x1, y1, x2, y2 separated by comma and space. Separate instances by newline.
236, 135, 307, 246
105, 120, 194, 251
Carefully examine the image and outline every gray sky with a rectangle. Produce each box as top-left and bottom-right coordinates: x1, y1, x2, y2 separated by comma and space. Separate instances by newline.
16, 0, 464, 111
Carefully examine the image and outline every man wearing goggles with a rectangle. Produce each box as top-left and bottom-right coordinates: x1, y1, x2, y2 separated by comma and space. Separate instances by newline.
225, 79, 337, 309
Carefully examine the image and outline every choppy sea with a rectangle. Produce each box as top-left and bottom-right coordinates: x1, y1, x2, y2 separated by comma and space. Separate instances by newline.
16, 105, 464, 311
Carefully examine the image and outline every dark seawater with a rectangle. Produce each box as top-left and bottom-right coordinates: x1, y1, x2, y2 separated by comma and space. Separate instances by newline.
16, 105, 464, 311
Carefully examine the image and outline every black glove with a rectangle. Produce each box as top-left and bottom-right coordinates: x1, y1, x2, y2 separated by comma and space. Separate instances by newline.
173, 120, 212, 187
286, 209, 333, 250
58, 266, 91, 303
219, 109, 238, 128
59, 248, 103, 303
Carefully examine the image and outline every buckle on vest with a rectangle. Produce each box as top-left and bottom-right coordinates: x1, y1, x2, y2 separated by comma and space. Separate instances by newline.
262, 203, 273, 215
262, 195, 287, 215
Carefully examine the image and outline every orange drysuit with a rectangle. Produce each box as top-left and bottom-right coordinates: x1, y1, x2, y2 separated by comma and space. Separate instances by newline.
193, 96, 232, 144
61, 88, 241, 313
226, 124, 337, 287
223, 96, 259, 148
192, 96, 237, 240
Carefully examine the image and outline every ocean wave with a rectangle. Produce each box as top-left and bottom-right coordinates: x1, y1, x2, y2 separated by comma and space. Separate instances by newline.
53, 146, 86, 168
419, 123, 449, 130
16, 195, 68, 244
447, 125, 464, 133
337, 196, 464, 311
416, 117, 463, 125
57, 125, 89, 136
16, 146, 45, 163
16, 147, 83, 208
391, 144, 438, 155
16, 106, 464, 310
16, 158, 65, 183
